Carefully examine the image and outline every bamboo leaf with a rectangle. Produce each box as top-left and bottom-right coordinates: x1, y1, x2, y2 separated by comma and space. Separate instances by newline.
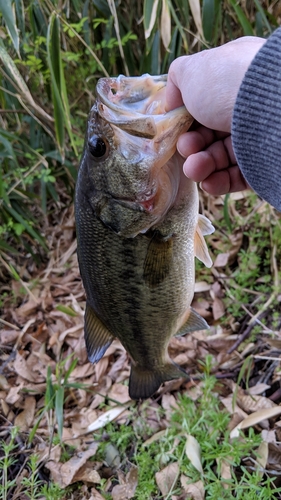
144, 0, 160, 39
202, 0, 221, 44
253, 0, 272, 33
47, 13, 65, 159
229, 0, 254, 36
161, 0, 171, 49
0, 0, 19, 54
47, 13, 78, 158
188, 0, 204, 39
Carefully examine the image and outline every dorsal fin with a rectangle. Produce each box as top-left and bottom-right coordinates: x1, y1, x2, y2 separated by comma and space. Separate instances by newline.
194, 215, 214, 268
84, 303, 114, 363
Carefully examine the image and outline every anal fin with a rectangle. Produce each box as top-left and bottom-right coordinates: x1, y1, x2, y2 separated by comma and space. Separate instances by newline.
175, 307, 209, 337
84, 303, 114, 363
129, 362, 188, 400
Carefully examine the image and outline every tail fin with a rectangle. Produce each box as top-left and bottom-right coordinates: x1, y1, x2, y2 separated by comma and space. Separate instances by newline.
129, 362, 188, 400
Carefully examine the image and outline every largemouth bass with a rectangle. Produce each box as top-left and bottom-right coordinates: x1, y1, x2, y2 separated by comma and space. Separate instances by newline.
75, 74, 214, 400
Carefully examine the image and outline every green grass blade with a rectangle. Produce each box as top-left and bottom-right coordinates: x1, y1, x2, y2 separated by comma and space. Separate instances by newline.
0, 0, 20, 54
55, 386, 64, 441
47, 13, 78, 158
46, 13, 65, 159
228, 0, 254, 36
223, 193, 232, 232
15, 0, 25, 41
253, 0, 272, 34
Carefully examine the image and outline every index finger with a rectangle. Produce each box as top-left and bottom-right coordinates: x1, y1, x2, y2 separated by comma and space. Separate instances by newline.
165, 58, 185, 111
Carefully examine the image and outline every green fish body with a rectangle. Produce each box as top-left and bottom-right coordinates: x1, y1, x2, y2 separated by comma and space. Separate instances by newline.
75, 74, 214, 399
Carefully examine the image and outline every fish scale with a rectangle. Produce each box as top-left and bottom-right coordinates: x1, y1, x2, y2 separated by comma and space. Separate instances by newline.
75, 74, 215, 399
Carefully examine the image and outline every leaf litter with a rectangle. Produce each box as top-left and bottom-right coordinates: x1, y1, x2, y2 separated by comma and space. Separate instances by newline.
1, 193, 281, 498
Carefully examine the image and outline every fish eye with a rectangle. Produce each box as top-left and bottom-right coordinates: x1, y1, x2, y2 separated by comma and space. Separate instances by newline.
88, 135, 108, 159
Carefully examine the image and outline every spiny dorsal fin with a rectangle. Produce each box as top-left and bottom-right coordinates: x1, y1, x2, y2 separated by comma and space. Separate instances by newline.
175, 307, 209, 337
129, 362, 188, 400
194, 215, 214, 268
84, 303, 114, 363
143, 232, 173, 288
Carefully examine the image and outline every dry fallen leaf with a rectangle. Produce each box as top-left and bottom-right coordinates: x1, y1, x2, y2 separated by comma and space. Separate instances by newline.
185, 435, 203, 474
155, 462, 180, 496
142, 429, 167, 447
111, 466, 138, 500
46, 442, 99, 487
256, 441, 268, 469
230, 407, 281, 438
180, 474, 205, 500
14, 396, 36, 431
87, 404, 131, 432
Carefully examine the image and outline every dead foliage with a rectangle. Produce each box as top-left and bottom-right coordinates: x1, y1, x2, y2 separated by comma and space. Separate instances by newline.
1, 192, 281, 498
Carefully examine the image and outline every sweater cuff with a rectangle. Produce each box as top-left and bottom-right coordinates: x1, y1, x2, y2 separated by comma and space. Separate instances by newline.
232, 27, 281, 211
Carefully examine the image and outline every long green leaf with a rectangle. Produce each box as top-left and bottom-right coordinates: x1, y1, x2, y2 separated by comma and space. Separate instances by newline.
253, 0, 272, 34
0, 0, 19, 54
55, 386, 64, 441
47, 13, 65, 158
203, 0, 221, 45
47, 13, 78, 159
229, 0, 254, 36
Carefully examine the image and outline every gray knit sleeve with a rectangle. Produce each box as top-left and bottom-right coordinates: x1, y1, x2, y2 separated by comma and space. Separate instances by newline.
232, 27, 281, 211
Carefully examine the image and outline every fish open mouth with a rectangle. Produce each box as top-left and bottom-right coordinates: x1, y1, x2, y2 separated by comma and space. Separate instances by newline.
95, 74, 193, 144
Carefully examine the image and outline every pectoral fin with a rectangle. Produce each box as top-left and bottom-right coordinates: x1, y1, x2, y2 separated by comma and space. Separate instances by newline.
175, 307, 209, 337
194, 215, 214, 268
84, 303, 114, 363
129, 362, 188, 400
143, 232, 173, 287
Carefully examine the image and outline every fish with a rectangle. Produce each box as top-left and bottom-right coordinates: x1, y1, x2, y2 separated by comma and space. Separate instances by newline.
75, 74, 215, 400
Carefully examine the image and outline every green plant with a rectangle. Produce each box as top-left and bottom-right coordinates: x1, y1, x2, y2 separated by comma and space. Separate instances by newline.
29, 354, 83, 444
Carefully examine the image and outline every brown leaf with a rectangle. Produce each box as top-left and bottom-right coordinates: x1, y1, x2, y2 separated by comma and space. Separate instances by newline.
107, 383, 130, 404
214, 253, 230, 268
0, 329, 19, 344
161, 393, 178, 421
111, 467, 138, 500
13, 352, 39, 383
73, 463, 101, 484
89, 488, 106, 500
212, 297, 225, 320
180, 475, 205, 499
46, 442, 99, 487
230, 407, 281, 438
155, 462, 179, 496
14, 396, 36, 431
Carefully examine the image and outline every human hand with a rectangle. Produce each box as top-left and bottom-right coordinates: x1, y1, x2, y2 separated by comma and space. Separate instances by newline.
166, 37, 266, 195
